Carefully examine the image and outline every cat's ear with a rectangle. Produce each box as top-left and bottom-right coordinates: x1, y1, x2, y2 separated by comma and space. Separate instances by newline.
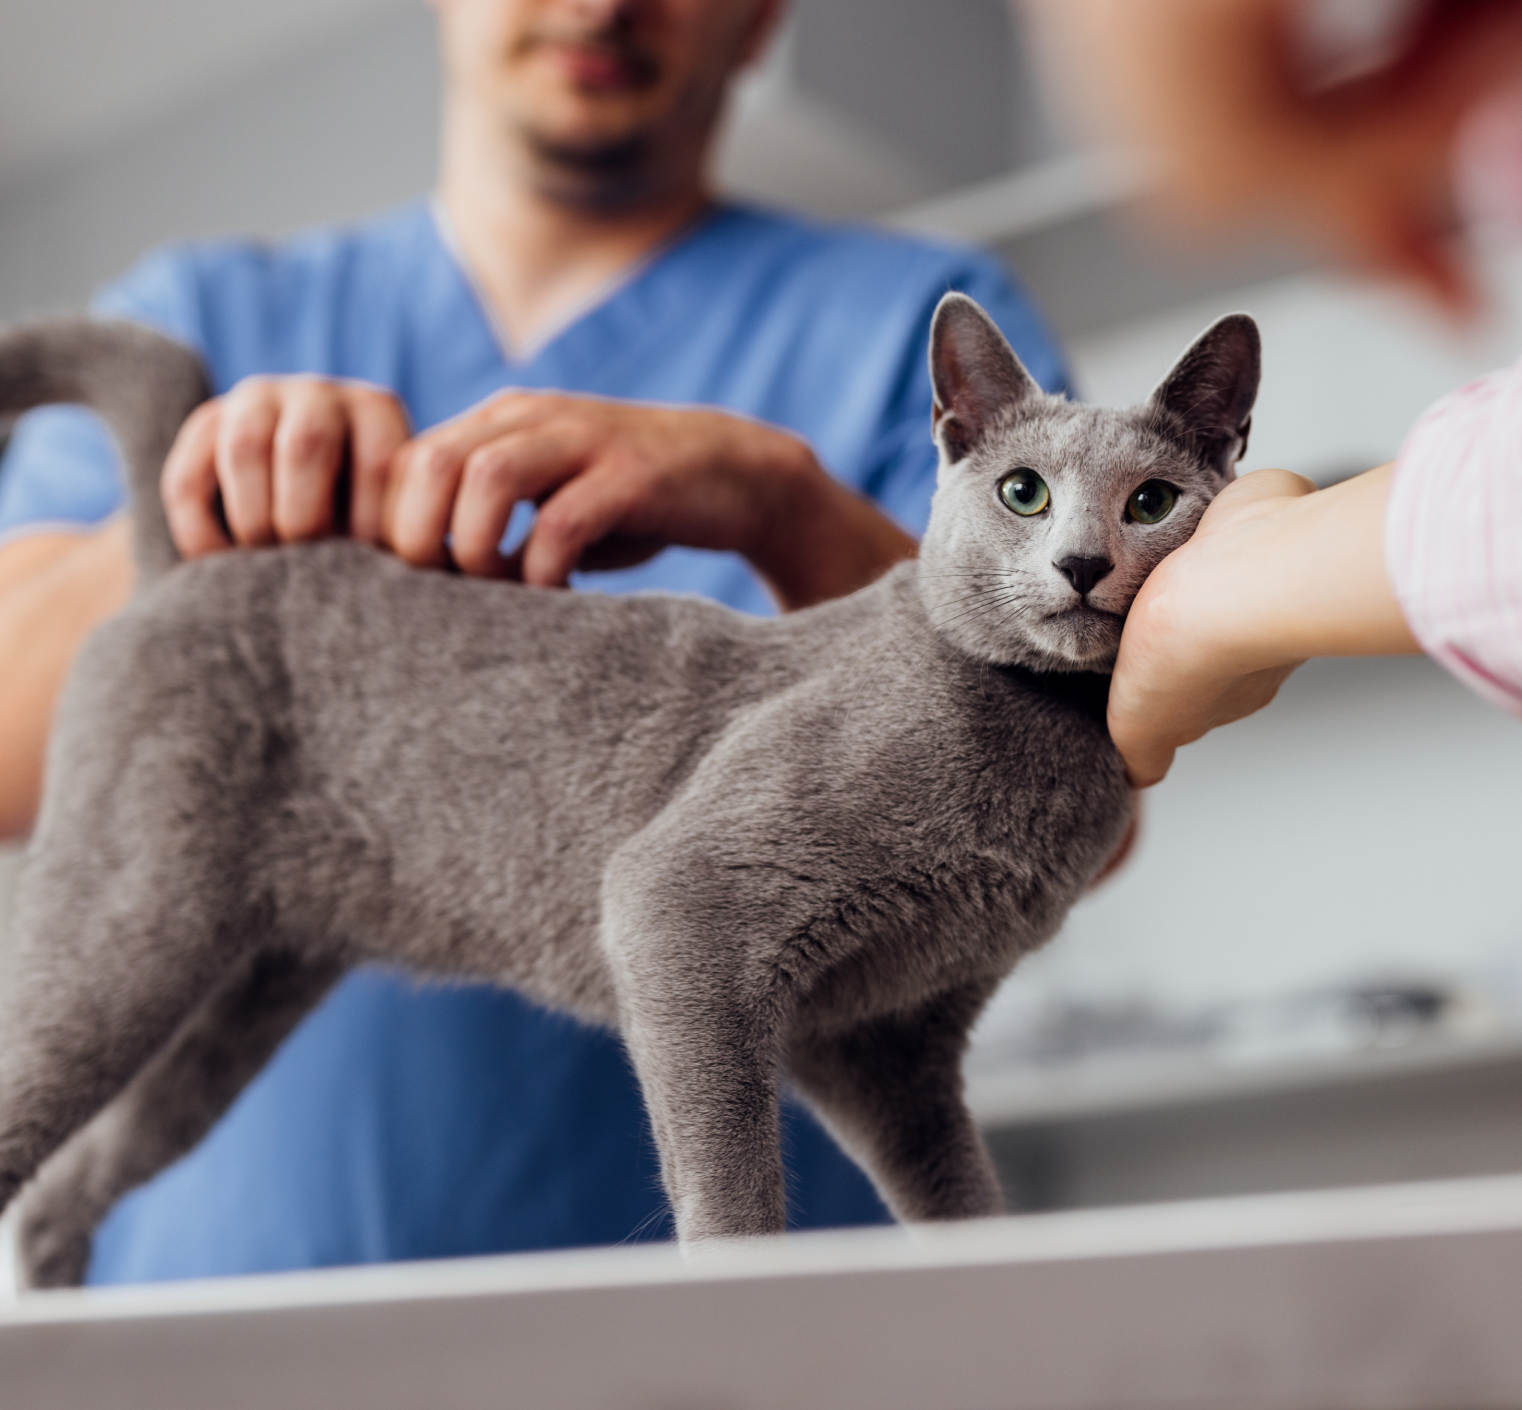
1147, 313, 1261, 478
929, 293, 1039, 462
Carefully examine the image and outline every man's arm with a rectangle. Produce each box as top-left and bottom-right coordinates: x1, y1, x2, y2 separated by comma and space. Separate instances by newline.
0, 519, 132, 839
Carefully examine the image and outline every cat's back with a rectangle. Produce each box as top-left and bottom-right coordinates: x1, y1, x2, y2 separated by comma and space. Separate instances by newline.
121, 537, 784, 703
271, 540, 805, 741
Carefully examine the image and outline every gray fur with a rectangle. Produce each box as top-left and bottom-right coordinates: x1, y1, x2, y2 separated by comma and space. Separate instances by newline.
0, 298, 1259, 1284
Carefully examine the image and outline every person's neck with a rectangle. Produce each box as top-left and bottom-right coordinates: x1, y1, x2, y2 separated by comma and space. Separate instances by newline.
437, 135, 713, 357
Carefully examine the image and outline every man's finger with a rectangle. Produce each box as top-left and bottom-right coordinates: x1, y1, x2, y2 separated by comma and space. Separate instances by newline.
522, 461, 648, 587
388, 412, 567, 567
387, 436, 470, 568
449, 426, 590, 577
461, 387, 562, 435
215, 380, 280, 546
161, 401, 231, 558
345, 387, 410, 544
271, 383, 348, 543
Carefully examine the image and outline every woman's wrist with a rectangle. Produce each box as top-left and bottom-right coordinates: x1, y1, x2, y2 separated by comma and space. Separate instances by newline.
1229, 464, 1418, 665
1147, 465, 1416, 677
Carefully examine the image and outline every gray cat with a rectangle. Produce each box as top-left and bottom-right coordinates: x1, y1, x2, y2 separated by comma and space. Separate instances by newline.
0, 294, 1258, 1287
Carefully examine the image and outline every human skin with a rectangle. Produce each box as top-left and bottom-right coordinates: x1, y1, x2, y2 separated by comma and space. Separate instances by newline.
1107, 465, 1420, 788
0, 0, 916, 839
0, 522, 132, 838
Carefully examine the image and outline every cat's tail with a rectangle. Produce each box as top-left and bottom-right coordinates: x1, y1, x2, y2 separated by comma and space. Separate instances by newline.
0, 318, 211, 584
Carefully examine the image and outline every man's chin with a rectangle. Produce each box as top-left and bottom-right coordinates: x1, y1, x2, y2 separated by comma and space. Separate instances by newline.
521, 121, 661, 204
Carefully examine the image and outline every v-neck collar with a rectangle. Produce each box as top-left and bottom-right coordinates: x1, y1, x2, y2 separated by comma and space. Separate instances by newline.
426, 196, 726, 371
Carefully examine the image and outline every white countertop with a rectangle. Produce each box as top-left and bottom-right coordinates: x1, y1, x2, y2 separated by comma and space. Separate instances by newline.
6, 1174, 1522, 1409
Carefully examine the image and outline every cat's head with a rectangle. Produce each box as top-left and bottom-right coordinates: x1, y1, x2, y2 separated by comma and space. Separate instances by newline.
917, 293, 1260, 673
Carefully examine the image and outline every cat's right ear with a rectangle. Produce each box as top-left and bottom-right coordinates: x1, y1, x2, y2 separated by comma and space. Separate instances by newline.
929, 293, 1039, 462
1147, 313, 1261, 478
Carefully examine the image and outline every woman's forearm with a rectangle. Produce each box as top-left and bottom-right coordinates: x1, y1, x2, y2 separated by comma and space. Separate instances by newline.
0, 519, 132, 839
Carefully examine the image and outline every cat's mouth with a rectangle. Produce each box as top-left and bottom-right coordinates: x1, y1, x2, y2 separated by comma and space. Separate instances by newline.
1037, 603, 1125, 668
1046, 603, 1122, 624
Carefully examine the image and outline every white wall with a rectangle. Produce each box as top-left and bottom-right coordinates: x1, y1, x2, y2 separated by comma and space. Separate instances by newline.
0, 1, 441, 319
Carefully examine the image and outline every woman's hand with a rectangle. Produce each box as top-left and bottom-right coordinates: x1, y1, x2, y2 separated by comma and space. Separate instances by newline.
1108, 464, 1419, 786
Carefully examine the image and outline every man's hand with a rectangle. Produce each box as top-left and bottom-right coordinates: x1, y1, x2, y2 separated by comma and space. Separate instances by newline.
382, 389, 915, 609
1107, 464, 1419, 787
161, 377, 411, 556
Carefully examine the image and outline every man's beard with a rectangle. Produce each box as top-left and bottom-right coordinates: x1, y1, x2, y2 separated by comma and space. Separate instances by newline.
519, 111, 706, 211
525, 127, 655, 198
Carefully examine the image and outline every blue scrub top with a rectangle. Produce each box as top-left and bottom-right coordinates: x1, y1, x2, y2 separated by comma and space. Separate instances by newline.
0, 199, 1068, 1283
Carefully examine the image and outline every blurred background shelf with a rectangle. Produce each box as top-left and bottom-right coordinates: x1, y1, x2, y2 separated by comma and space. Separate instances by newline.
975, 1036, 1522, 1213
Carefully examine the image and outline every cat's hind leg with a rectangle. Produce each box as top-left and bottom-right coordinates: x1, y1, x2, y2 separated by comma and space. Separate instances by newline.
0, 595, 288, 1218
14, 949, 343, 1288
785, 983, 1005, 1224
0, 864, 251, 1222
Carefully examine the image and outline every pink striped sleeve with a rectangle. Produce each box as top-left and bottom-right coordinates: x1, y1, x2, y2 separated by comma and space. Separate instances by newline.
1385, 361, 1522, 716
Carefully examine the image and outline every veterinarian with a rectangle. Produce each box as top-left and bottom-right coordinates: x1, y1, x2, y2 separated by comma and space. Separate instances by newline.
1023, 0, 1522, 785
0, 0, 1068, 1281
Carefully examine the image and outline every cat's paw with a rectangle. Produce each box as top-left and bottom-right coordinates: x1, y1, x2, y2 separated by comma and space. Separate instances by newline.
14, 1189, 94, 1289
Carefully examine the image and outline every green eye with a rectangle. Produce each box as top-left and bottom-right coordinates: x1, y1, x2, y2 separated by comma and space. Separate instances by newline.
998, 469, 1049, 516
1126, 480, 1177, 524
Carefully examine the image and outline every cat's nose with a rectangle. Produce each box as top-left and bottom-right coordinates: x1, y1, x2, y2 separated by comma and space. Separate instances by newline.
1054, 555, 1113, 596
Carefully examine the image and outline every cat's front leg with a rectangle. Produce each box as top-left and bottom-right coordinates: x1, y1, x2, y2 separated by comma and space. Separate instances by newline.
786, 982, 1005, 1224
601, 890, 790, 1247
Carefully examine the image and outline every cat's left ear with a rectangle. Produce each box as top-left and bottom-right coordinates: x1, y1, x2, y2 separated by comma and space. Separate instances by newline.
1148, 313, 1261, 478
929, 292, 1040, 462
